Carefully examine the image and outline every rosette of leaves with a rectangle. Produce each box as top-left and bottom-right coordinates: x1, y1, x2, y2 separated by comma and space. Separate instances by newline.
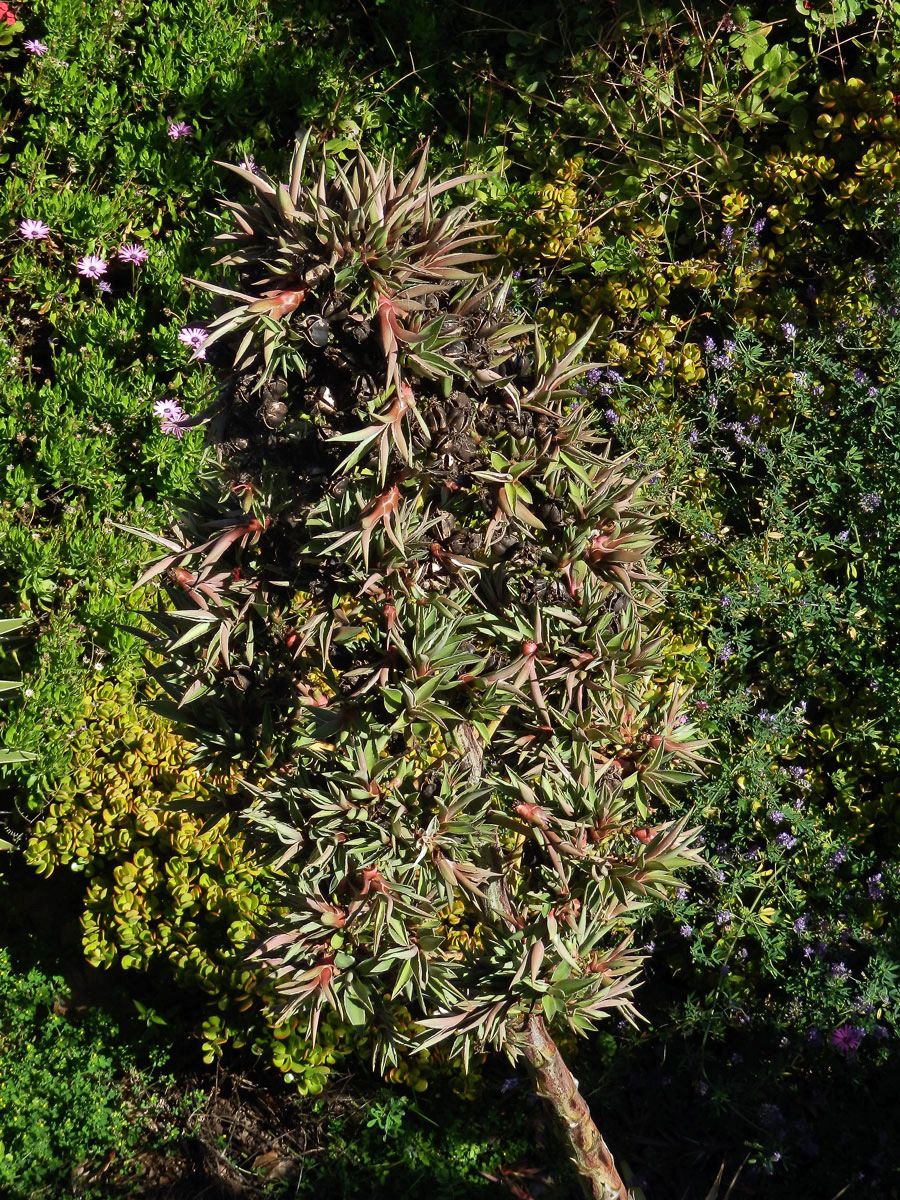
127, 133, 709, 1200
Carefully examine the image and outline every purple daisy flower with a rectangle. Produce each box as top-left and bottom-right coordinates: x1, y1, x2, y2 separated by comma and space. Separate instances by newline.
19, 219, 50, 240
153, 399, 191, 439
178, 325, 208, 360
77, 255, 107, 279
830, 1024, 865, 1052
118, 243, 149, 265
167, 120, 193, 140
24, 39, 49, 55
153, 399, 185, 422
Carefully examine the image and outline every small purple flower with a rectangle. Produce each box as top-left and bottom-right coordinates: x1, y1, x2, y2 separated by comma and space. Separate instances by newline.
715, 868, 726, 883
718, 595, 730, 608
776, 832, 798, 850
98, 281, 113, 294
781, 321, 797, 341
607, 370, 624, 384
24, 39, 49, 55
752, 217, 767, 235
238, 156, 257, 173
77, 255, 107, 279
807, 1027, 823, 1046
720, 225, 734, 248
676, 887, 689, 901
585, 367, 603, 386
829, 845, 848, 869
873, 1025, 890, 1040
118, 243, 149, 265
867, 873, 884, 900
680, 924, 693, 939
604, 408, 619, 424
829, 961, 850, 980
153, 399, 185, 423
867, 386, 878, 398
793, 914, 808, 934
758, 1103, 784, 1129
178, 325, 208, 360
852, 368, 867, 385
830, 1024, 864, 1052
688, 428, 699, 445
768, 810, 785, 825
19, 219, 50, 240
703, 335, 717, 354
167, 120, 194, 140
655, 356, 665, 378
718, 642, 734, 664
860, 492, 882, 513
715, 910, 732, 927
837, 530, 850, 542
153, 399, 191, 439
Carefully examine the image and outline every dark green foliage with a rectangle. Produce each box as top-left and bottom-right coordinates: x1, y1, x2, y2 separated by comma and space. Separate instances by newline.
0, 945, 146, 1198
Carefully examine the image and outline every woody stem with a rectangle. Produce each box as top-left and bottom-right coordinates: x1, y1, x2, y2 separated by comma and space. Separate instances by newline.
519, 1012, 628, 1200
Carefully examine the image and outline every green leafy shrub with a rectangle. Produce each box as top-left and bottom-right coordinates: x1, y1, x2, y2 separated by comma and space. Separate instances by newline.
0, 945, 142, 1199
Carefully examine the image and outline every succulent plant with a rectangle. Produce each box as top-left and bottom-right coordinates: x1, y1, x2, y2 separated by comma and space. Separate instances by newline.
0, 616, 36, 781
127, 132, 708, 1199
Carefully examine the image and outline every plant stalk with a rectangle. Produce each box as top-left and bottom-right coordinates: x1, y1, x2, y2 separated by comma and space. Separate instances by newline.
520, 1012, 628, 1200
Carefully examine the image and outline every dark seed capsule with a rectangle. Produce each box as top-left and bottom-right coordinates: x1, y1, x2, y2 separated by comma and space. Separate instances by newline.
447, 408, 471, 433
262, 378, 288, 400
511, 351, 533, 381
262, 400, 288, 428
304, 319, 330, 347
452, 435, 477, 463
